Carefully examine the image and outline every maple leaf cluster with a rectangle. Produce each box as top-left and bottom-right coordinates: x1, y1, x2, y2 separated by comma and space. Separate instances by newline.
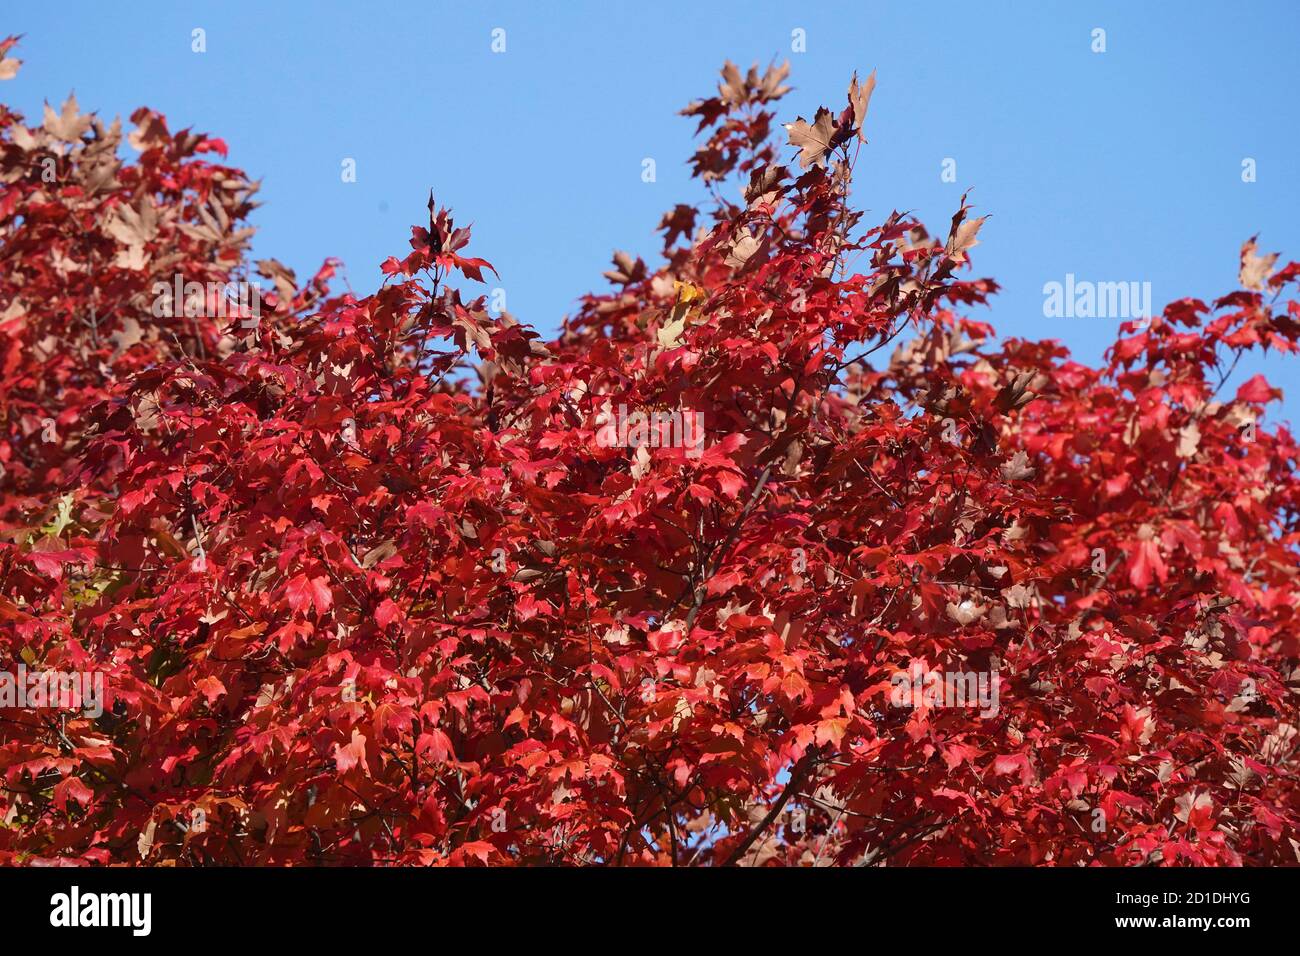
2, 44, 1298, 866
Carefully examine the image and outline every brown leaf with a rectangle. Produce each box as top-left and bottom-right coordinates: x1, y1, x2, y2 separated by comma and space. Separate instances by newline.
994, 370, 1041, 413
780, 439, 804, 476
361, 540, 397, 569
1002, 583, 1034, 609
744, 164, 786, 205
723, 228, 768, 272
108, 316, 144, 359
452, 309, 494, 353
785, 109, 837, 170
43, 94, 92, 143
657, 312, 687, 350
848, 69, 877, 143
757, 61, 792, 102
1000, 450, 1036, 481
946, 213, 987, 263
104, 198, 158, 248
9, 124, 37, 152
137, 818, 157, 859
718, 60, 746, 105
127, 107, 170, 153
1239, 236, 1278, 292
945, 600, 987, 626
0, 56, 20, 81
256, 258, 298, 306
603, 250, 646, 285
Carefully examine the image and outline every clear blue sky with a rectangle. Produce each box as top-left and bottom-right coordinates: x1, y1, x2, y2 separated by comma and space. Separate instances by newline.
6, 1, 1298, 423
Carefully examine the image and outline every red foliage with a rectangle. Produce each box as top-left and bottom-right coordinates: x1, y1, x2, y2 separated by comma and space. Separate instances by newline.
2, 47, 1298, 866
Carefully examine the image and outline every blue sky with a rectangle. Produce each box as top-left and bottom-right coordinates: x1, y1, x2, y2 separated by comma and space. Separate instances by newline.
6, 1, 1299, 423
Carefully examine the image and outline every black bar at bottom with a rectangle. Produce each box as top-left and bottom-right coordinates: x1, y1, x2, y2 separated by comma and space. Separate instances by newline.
1, 865, 1289, 944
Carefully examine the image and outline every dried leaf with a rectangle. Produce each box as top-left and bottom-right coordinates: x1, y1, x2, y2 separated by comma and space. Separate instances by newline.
1239, 236, 1278, 291
1000, 450, 1036, 481
946, 214, 987, 263
785, 108, 837, 169
848, 69, 877, 143
43, 93, 92, 142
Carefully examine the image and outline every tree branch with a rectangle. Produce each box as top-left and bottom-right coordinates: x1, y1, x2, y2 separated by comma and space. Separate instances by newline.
720, 752, 815, 866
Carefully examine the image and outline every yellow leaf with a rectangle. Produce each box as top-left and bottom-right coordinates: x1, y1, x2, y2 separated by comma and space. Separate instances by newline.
673, 280, 707, 306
